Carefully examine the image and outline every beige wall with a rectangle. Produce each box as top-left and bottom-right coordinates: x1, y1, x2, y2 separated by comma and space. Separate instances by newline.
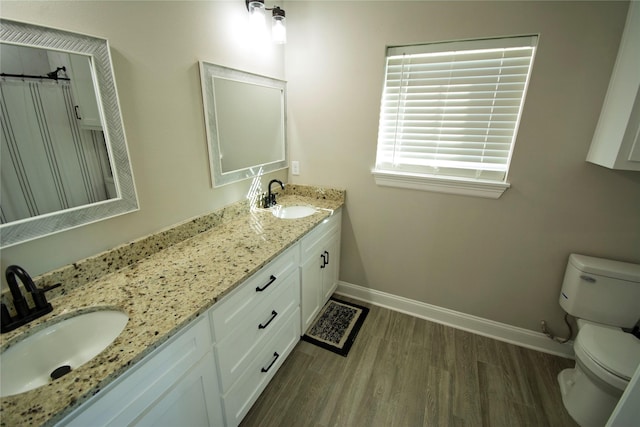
285, 1, 640, 332
2, 1, 639, 335
0, 1, 287, 276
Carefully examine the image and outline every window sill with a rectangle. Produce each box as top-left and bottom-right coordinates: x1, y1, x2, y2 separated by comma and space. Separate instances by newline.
371, 169, 510, 199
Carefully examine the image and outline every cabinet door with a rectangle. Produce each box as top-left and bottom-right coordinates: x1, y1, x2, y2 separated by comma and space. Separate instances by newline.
321, 230, 341, 303
68, 54, 102, 130
133, 351, 224, 427
300, 250, 323, 332
300, 210, 342, 264
586, 2, 640, 170
59, 317, 215, 427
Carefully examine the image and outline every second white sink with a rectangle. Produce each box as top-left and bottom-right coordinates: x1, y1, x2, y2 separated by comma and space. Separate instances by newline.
0, 309, 129, 397
271, 205, 317, 219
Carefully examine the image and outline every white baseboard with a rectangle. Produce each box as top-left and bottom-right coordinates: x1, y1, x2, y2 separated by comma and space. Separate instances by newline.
335, 281, 574, 359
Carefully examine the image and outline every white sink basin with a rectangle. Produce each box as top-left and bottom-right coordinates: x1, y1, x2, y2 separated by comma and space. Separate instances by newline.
0, 310, 128, 397
271, 205, 317, 219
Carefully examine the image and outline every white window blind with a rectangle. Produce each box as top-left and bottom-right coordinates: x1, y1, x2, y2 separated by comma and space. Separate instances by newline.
374, 36, 538, 183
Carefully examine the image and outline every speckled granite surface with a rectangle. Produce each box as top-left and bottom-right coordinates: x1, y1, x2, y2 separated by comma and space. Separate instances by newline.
0, 185, 344, 427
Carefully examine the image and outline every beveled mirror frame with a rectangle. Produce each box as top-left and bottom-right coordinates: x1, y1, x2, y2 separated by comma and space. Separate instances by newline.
0, 19, 138, 248
199, 62, 287, 187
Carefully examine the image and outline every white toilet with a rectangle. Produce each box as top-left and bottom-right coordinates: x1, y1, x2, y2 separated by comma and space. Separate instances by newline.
557, 254, 640, 427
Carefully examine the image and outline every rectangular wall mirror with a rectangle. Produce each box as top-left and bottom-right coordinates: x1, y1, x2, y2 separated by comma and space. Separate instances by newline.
0, 19, 138, 248
199, 62, 287, 187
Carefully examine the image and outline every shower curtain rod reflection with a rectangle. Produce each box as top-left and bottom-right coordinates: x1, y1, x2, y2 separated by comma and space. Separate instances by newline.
1, 71, 70, 82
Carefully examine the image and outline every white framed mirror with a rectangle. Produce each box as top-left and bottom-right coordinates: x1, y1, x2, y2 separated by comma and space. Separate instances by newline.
199, 62, 287, 187
0, 19, 138, 248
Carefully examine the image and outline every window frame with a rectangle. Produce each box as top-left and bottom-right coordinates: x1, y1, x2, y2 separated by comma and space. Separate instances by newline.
372, 35, 538, 199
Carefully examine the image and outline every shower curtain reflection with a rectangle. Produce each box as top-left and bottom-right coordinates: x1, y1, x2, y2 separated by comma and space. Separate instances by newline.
0, 78, 115, 224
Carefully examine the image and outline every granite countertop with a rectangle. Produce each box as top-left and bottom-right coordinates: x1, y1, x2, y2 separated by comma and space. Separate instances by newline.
0, 186, 344, 426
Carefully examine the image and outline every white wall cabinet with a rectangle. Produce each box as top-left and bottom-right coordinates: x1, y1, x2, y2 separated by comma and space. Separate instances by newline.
46, 50, 103, 130
67, 54, 103, 130
300, 209, 342, 332
586, 1, 640, 171
58, 316, 224, 427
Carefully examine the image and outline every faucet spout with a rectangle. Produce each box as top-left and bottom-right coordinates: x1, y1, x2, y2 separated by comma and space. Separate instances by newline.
265, 179, 285, 208
5, 266, 30, 317
2, 265, 62, 333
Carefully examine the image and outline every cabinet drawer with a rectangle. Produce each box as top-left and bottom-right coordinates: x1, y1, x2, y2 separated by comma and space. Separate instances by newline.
60, 317, 212, 427
210, 245, 299, 342
300, 210, 342, 262
215, 270, 299, 391
221, 308, 300, 427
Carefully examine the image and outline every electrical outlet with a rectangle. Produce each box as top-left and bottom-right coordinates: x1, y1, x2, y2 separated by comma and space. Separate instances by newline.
291, 161, 300, 175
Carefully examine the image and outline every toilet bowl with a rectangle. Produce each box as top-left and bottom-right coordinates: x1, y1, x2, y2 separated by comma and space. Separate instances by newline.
558, 322, 640, 427
556, 254, 640, 427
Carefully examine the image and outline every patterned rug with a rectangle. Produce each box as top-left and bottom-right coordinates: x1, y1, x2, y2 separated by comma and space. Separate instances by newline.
302, 297, 369, 357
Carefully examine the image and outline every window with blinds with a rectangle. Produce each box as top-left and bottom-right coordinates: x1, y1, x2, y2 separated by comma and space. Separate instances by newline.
373, 36, 538, 193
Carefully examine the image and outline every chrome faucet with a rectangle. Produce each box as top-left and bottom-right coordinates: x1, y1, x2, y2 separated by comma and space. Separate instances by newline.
264, 179, 285, 208
1, 265, 61, 333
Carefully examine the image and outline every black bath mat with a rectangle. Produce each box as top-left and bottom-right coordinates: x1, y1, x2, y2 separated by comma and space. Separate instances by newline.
302, 297, 369, 357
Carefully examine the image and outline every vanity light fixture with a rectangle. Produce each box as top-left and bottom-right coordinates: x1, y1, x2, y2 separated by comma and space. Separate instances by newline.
246, 0, 286, 44
271, 6, 286, 44
247, 0, 266, 28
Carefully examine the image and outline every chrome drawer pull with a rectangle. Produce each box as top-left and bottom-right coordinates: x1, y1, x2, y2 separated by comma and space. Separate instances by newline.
261, 351, 280, 373
258, 310, 278, 330
256, 275, 276, 292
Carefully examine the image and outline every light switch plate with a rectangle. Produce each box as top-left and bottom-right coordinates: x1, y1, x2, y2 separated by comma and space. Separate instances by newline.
291, 161, 300, 175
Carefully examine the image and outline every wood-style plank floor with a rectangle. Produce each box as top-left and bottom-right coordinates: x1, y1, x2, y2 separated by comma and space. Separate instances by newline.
241, 297, 579, 427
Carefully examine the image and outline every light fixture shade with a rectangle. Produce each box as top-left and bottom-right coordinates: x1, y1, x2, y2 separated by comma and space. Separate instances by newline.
248, 0, 266, 29
271, 6, 286, 44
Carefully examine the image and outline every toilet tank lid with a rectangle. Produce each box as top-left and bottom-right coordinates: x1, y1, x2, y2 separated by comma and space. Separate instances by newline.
569, 254, 640, 283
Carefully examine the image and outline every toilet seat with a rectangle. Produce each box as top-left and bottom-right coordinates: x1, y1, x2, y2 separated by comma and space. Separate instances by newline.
574, 323, 640, 390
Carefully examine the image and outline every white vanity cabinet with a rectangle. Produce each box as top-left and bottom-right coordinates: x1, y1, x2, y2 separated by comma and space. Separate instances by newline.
586, 1, 640, 171
210, 244, 301, 426
52, 210, 343, 427
58, 316, 224, 427
300, 209, 342, 332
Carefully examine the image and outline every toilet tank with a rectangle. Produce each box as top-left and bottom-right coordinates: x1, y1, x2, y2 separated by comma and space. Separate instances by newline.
559, 254, 640, 328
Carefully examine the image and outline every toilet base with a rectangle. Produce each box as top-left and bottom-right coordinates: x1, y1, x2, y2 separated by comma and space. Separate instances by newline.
558, 367, 622, 427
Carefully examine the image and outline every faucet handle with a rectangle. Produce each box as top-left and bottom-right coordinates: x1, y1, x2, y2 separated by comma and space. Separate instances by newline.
31, 283, 61, 309
40, 283, 62, 293
1, 303, 13, 324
